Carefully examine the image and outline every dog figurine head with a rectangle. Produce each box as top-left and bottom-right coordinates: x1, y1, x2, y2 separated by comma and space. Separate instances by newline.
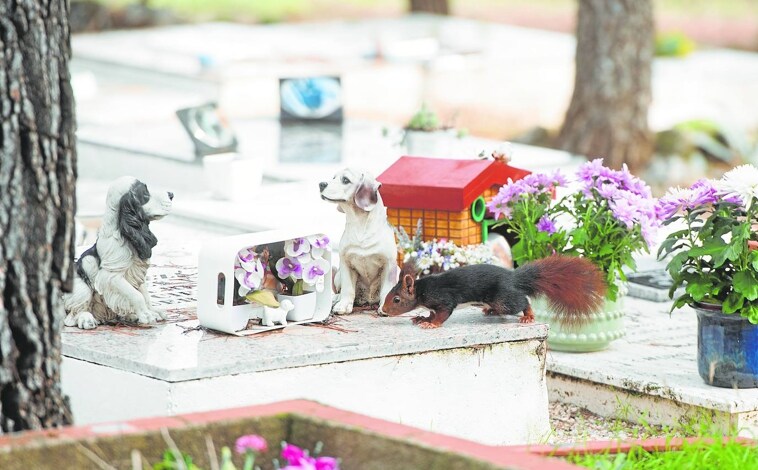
319, 168, 382, 213
106, 176, 174, 260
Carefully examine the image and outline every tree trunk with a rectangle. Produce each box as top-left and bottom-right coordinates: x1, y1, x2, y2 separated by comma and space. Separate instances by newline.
0, 0, 76, 432
409, 0, 449, 15
557, 0, 654, 172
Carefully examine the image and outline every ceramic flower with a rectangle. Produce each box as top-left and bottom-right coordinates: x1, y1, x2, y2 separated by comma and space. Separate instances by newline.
302, 258, 330, 292
234, 248, 265, 296
308, 234, 331, 258
397, 236, 496, 276
276, 257, 303, 280
277, 236, 331, 296
285, 238, 311, 258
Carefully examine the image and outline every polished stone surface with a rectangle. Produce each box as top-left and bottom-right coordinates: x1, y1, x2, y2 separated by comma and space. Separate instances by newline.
62, 296, 547, 383
547, 295, 758, 413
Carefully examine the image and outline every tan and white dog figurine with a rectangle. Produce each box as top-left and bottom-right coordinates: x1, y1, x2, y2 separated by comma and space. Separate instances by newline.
319, 168, 398, 314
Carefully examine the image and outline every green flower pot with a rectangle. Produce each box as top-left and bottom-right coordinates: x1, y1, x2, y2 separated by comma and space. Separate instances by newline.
532, 296, 625, 352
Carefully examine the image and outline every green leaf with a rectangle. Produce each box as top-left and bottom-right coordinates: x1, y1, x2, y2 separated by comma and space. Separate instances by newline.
733, 271, 758, 301
747, 304, 758, 324
723, 292, 744, 314
511, 241, 527, 265
687, 240, 726, 258
732, 223, 751, 244
750, 250, 758, 271
665, 251, 689, 279
712, 242, 742, 268
671, 295, 692, 312
246, 290, 280, 307
685, 281, 711, 302
571, 227, 587, 246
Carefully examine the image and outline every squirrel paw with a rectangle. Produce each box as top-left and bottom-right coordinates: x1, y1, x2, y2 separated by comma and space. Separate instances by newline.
411, 315, 428, 325
519, 315, 535, 324
417, 321, 441, 329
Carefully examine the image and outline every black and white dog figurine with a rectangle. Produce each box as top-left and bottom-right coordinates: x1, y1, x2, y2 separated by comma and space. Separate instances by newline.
63, 176, 173, 329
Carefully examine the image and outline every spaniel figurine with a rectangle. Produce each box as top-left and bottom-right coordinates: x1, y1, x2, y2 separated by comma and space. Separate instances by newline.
63, 176, 173, 329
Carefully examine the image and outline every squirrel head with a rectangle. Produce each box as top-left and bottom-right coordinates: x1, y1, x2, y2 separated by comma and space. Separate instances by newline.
380, 262, 419, 316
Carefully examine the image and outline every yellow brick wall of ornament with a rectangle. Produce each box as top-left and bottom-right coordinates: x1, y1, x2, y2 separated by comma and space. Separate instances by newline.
389, 185, 501, 262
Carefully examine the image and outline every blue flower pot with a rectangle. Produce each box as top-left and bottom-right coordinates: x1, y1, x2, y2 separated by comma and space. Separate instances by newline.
695, 303, 758, 388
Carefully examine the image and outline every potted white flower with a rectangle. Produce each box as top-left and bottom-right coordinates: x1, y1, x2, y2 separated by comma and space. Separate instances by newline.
657, 165, 758, 388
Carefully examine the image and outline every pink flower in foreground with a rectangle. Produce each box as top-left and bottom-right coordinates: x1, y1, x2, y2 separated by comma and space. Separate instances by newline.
315, 456, 340, 470
235, 434, 268, 454
281, 443, 306, 462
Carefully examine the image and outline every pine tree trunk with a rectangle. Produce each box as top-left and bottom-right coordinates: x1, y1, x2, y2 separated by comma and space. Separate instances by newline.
0, 0, 76, 433
557, 0, 654, 172
409, 0, 449, 15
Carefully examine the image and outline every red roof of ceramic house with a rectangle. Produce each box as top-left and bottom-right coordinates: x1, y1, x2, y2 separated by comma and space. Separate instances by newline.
377, 156, 531, 211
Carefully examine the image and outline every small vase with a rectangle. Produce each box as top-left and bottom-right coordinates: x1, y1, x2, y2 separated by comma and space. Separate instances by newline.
404, 130, 451, 157
694, 303, 758, 388
278, 291, 317, 322
532, 296, 625, 353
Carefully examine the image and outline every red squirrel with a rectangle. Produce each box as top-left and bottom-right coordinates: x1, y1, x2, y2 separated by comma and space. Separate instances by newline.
379, 255, 606, 329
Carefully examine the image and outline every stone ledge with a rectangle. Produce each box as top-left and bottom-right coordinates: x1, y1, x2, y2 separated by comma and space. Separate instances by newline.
62, 309, 547, 382
547, 295, 758, 427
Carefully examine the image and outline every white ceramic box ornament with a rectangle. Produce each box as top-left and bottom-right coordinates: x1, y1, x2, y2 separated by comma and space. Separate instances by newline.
197, 228, 333, 335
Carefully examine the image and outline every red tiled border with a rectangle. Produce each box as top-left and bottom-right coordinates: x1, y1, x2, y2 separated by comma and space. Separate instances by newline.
5, 401, 753, 469
0, 400, 578, 470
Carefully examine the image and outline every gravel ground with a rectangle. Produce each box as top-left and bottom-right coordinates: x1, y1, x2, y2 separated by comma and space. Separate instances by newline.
547, 401, 670, 444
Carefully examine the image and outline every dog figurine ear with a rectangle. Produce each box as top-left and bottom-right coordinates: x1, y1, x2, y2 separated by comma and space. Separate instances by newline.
118, 190, 158, 260
354, 175, 381, 212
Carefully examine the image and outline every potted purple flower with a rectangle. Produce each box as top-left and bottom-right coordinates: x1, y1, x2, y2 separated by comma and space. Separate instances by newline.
657, 165, 758, 387
233, 235, 331, 323
275, 235, 331, 321
488, 159, 661, 352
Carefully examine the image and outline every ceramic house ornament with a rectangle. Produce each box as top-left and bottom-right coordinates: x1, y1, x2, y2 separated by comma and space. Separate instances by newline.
377, 156, 531, 246
197, 228, 333, 335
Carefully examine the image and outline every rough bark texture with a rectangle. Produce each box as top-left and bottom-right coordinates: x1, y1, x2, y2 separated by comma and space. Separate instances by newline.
0, 0, 76, 432
409, 0, 449, 15
557, 0, 654, 171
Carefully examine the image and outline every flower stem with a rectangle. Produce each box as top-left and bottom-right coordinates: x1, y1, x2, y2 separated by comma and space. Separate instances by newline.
243, 452, 255, 470
292, 280, 304, 296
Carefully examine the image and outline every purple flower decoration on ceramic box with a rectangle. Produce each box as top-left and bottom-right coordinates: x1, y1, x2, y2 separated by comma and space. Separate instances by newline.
276, 256, 303, 280
303, 258, 330, 292
285, 237, 311, 258
308, 234, 331, 258
234, 248, 264, 296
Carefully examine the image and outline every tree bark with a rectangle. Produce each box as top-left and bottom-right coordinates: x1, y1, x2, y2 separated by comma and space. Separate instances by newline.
0, 0, 76, 432
557, 0, 654, 172
409, 0, 449, 15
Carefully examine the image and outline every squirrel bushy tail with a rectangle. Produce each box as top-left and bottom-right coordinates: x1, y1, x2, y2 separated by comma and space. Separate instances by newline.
514, 255, 606, 325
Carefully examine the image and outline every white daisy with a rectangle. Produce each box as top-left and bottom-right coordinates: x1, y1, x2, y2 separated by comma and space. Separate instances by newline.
716, 164, 758, 211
